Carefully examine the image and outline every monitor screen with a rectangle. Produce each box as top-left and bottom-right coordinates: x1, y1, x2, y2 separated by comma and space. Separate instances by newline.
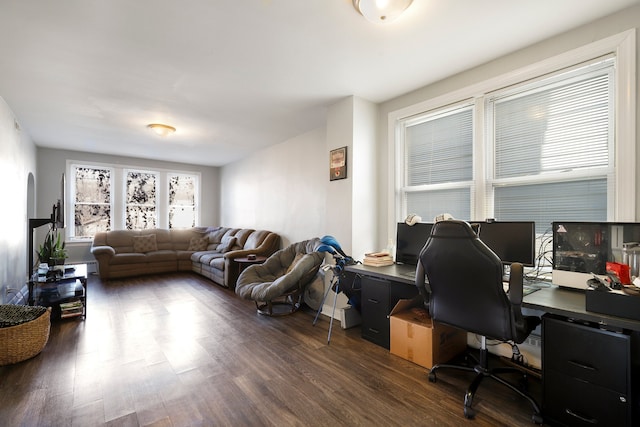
552, 221, 640, 289
395, 222, 433, 265
473, 221, 536, 267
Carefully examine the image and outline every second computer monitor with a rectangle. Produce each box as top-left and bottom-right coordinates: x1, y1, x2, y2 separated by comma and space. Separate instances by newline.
473, 221, 536, 267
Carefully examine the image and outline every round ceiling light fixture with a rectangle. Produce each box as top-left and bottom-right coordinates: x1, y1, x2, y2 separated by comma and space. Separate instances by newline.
147, 123, 176, 136
353, 0, 413, 24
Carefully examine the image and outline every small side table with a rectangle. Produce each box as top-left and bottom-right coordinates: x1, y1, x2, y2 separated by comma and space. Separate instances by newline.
28, 264, 87, 320
235, 256, 267, 274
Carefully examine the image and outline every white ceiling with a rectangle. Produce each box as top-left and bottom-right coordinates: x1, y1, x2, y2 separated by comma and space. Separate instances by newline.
1, 0, 638, 167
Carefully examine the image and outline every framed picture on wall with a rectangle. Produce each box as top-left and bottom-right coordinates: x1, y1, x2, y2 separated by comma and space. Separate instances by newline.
329, 146, 347, 181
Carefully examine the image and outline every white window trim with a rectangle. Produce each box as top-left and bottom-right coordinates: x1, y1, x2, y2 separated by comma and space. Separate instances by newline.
167, 172, 201, 228
387, 29, 636, 239
66, 160, 202, 240
67, 163, 115, 241
123, 168, 160, 230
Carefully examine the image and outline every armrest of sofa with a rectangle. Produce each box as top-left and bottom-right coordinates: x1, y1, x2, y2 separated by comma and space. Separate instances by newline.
90, 245, 115, 258
223, 232, 281, 289
223, 232, 281, 260
90, 245, 115, 279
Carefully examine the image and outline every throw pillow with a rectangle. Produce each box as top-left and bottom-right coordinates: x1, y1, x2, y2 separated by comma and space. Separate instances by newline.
188, 236, 209, 251
133, 234, 157, 253
218, 236, 237, 253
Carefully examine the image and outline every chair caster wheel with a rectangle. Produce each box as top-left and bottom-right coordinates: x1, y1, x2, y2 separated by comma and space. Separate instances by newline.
428, 372, 436, 382
532, 413, 543, 425
463, 406, 475, 419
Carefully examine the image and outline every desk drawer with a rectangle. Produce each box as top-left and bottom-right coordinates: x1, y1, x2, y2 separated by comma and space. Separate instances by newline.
543, 315, 629, 393
544, 370, 630, 427
361, 276, 391, 348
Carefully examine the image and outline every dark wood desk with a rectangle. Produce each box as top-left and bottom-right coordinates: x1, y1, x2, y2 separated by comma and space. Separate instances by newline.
349, 263, 640, 332
348, 263, 640, 425
523, 285, 640, 332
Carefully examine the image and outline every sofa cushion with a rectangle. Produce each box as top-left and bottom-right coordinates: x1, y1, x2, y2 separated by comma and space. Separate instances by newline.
110, 253, 148, 265
218, 235, 237, 253
133, 234, 157, 253
191, 252, 224, 264
210, 257, 225, 269
208, 228, 230, 244
188, 236, 209, 251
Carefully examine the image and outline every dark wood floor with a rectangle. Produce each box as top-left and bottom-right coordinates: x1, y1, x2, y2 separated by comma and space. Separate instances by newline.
1, 273, 544, 426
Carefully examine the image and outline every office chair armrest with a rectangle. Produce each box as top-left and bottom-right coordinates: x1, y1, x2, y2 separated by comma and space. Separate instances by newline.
507, 262, 524, 305
415, 261, 431, 310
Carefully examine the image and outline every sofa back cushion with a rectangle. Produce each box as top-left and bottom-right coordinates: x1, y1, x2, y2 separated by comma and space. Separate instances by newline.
170, 227, 213, 250
154, 229, 172, 250
207, 227, 232, 250
234, 229, 254, 248
105, 230, 137, 253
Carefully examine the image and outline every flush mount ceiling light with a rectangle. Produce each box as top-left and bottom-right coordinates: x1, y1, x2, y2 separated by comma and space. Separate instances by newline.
353, 0, 413, 24
147, 123, 176, 136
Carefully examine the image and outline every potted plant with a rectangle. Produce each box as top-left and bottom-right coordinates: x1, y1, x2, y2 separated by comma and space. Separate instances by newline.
38, 229, 67, 266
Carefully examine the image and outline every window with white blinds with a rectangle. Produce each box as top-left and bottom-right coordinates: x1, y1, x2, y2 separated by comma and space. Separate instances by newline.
401, 105, 474, 221
397, 58, 618, 235
488, 59, 613, 234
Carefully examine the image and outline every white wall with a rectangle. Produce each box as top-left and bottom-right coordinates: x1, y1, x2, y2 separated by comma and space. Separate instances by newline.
220, 127, 327, 247
220, 95, 379, 256
0, 96, 37, 303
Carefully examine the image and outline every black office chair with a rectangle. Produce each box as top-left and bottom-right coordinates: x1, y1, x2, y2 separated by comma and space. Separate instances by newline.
415, 220, 543, 424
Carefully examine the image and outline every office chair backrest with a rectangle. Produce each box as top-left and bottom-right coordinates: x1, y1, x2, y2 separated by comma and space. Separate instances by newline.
419, 220, 515, 341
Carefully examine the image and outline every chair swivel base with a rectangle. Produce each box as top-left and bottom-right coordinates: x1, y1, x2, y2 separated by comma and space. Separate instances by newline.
255, 292, 303, 316
428, 352, 543, 424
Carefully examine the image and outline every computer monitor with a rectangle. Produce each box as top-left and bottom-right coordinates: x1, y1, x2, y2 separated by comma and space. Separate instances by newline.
395, 222, 433, 265
473, 221, 536, 267
552, 221, 640, 289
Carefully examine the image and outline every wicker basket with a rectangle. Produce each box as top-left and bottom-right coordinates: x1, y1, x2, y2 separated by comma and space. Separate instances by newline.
0, 306, 51, 366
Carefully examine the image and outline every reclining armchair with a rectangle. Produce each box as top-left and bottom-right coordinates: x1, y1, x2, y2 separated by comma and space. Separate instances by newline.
235, 238, 324, 316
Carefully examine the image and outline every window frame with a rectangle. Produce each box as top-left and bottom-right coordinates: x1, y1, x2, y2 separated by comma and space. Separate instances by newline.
167, 172, 200, 229
68, 163, 115, 241
123, 168, 160, 230
66, 160, 202, 241
388, 30, 636, 240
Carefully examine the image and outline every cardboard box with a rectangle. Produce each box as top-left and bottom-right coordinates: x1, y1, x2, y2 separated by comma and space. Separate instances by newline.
389, 297, 467, 369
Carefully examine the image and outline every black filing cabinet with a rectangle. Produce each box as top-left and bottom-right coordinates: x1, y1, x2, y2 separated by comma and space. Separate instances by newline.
543, 314, 633, 426
361, 275, 417, 349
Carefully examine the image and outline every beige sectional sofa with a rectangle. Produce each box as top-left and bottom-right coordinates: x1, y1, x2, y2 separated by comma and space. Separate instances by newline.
91, 227, 280, 289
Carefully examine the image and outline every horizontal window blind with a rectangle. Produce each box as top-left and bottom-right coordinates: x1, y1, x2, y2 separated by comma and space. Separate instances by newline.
494, 180, 607, 234
493, 70, 611, 180
405, 106, 473, 186
489, 60, 613, 233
